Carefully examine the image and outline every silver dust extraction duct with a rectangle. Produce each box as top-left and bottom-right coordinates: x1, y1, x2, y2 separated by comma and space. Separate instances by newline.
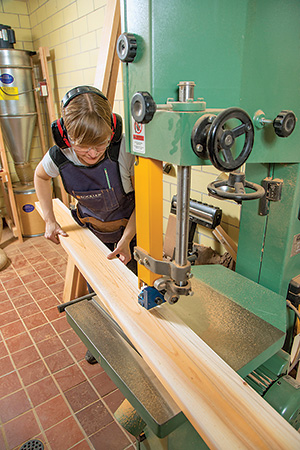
0, 25, 37, 185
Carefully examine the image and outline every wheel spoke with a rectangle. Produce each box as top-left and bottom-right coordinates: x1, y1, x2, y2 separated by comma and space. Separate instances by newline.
232, 123, 246, 138
234, 182, 245, 194
221, 148, 234, 164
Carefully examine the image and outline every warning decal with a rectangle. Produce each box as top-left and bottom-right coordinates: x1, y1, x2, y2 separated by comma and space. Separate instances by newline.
132, 119, 145, 154
0, 86, 19, 100
291, 233, 300, 257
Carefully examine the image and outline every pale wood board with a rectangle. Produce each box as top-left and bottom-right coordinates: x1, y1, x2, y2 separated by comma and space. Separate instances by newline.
93, 0, 121, 105
212, 225, 238, 261
35, 47, 69, 207
36, 199, 300, 449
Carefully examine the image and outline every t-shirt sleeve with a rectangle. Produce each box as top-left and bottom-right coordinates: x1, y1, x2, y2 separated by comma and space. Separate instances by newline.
42, 151, 60, 178
118, 135, 135, 193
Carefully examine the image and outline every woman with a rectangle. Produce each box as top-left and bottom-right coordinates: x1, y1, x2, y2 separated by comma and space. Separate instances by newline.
34, 85, 136, 362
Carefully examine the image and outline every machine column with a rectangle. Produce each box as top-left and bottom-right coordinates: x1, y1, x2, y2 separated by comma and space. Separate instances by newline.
135, 156, 163, 287
175, 166, 191, 269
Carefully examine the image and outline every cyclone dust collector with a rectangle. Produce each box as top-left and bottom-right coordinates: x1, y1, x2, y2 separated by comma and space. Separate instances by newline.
0, 25, 44, 237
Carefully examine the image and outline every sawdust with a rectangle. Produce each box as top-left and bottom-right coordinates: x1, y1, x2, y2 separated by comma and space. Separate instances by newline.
194, 244, 236, 270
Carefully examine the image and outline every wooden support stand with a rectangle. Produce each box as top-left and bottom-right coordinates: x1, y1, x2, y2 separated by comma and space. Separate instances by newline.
0, 129, 23, 243
36, 199, 300, 450
63, 258, 88, 302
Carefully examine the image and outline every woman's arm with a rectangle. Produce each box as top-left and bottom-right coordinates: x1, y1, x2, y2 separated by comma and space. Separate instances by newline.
34, 161, 68, 244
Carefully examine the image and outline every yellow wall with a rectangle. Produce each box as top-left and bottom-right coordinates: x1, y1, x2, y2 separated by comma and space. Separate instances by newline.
0, 0, 240, 252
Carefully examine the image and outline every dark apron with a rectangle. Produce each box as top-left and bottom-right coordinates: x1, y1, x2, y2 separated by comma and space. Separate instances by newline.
49, 145, 135, 244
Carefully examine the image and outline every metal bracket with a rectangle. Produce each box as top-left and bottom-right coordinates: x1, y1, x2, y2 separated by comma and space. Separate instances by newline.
153, 277, 193, 304
134, 246, 193, 304
259, 177, 283, 216
134, 246, 191, 283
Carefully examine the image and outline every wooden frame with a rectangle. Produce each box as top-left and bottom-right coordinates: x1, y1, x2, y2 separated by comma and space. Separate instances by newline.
36, 199, 300, 449
32, 47, 69, 207
0, 128, 23, 243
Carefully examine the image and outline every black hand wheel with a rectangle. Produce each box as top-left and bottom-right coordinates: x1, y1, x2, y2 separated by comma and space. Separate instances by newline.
207, 172, 265, 203
207, 107, 254, 172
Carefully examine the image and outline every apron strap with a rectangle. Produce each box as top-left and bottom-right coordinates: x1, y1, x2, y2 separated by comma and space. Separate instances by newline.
75, 206, 128, 232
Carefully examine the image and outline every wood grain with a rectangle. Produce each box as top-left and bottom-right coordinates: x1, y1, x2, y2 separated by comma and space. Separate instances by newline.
36, 199, 300, 449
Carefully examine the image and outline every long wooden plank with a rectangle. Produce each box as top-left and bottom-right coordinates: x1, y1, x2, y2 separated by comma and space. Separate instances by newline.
93, 0, 120, 104
36, 199, 300, 449
37, 47, 69, 207
212, 225, 238, 261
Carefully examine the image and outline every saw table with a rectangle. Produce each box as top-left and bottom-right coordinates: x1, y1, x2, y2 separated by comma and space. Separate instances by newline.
38, 199, 300, 449
64, 264, 286, 446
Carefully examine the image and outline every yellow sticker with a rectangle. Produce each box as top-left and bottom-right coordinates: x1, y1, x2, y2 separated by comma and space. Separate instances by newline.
0, 86, 19, 100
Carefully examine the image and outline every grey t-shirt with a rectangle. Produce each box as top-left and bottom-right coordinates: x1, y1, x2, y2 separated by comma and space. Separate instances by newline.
42, 135, 135, 194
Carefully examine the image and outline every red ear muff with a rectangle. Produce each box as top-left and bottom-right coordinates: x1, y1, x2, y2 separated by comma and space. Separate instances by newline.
111, 113, 122, 144
111, 113, 117, 140
51, 118, 71, 149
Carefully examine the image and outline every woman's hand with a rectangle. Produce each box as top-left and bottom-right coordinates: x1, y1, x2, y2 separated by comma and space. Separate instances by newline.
34, 162, 68, 245
107, 237, 131, 265
107, 209, 136, 266
45, 220, 68, 244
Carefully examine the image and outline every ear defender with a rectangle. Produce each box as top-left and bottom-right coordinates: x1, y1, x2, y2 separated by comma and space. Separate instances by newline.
51, 118, 71, 149
51, 86, 111, 149
111, 113, 123, 143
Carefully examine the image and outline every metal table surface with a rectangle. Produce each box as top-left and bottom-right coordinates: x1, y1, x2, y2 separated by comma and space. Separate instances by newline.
65, 264, 286, 436
170, 265, 286, 377
66, 298, 184, 438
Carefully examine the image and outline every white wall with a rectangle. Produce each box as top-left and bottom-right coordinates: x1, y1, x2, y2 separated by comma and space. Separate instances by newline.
0, 0, 240, 250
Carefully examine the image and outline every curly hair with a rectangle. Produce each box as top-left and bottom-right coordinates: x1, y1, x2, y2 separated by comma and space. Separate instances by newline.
62, 92, 112, 147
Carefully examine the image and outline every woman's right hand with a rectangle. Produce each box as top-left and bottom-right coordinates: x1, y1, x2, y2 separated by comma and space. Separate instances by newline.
44, 220, 68, 244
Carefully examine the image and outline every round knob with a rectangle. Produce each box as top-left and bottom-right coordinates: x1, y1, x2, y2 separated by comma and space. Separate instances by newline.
117, 33, 137, 63
191, 114, 216, 158
273, 110, 296, 137
131, 92, 157, 124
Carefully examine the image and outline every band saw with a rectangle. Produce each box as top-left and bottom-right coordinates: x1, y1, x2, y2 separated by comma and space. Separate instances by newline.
61, 1, 300, 448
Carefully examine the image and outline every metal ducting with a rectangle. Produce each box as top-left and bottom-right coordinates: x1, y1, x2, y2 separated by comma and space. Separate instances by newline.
0, 47, 37, 184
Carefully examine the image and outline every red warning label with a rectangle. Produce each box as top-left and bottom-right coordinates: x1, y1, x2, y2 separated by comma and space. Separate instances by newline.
132, 120, 145, 154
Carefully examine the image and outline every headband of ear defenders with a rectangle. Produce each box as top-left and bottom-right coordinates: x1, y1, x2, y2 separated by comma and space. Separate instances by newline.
51, 86, 122, 149
61, 85, 108, 108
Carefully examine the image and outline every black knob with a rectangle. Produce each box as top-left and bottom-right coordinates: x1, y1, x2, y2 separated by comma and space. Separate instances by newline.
131, 92, 156, 124
191, 114, 216, 158
273, 110, 296, 137
117, 33, 137, 63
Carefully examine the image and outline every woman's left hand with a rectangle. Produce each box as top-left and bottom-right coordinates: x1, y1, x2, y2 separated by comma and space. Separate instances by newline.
107, 237, 132, 265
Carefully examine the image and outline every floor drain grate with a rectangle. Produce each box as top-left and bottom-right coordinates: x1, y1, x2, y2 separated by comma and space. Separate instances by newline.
20, 439, 44, 450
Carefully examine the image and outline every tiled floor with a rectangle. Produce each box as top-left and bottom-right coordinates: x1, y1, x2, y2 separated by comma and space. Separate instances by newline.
0, 227, 136, 450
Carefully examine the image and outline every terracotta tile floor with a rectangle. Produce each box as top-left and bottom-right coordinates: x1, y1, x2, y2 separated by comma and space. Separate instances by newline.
0, 228, 136, 450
